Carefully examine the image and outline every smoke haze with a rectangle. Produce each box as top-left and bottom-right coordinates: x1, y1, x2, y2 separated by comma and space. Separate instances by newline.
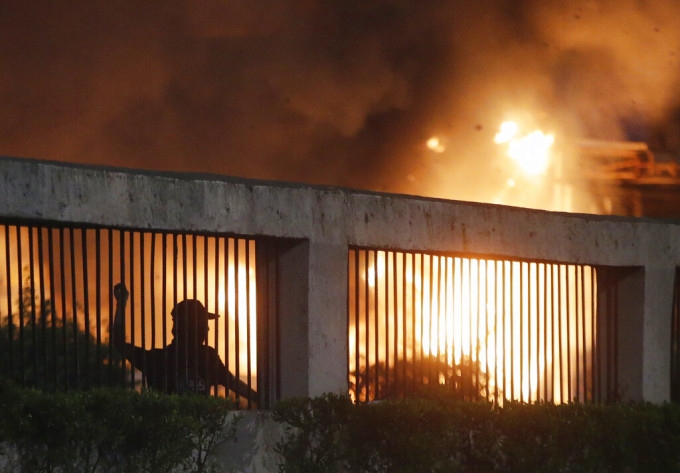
2, 0, 680, 199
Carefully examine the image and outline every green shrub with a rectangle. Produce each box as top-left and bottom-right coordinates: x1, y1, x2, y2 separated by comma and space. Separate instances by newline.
0, 379, 239, 473
273, 395, 680, 473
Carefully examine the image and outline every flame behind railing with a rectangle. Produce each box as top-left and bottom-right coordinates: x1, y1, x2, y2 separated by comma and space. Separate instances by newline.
349, 248, 613, 405
0, 221, 257, 404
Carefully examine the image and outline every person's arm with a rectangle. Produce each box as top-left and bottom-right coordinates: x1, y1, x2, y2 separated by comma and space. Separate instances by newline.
112, 283, 146, 368
112, 283, 129, 354
226, 370, 258, 403
212, 353, 258, 403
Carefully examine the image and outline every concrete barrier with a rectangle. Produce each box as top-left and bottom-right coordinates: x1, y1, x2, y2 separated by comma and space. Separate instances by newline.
1, 155, 679, 469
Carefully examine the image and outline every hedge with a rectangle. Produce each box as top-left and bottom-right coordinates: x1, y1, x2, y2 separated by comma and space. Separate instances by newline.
0, 380, 238, 473
4, 381, 680, 473
273, 393, 680, 473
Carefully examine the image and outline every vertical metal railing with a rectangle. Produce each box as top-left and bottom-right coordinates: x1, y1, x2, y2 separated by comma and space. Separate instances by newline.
671, 268, 680, 403
348, 248, 619, 404
0, 219, 265, 408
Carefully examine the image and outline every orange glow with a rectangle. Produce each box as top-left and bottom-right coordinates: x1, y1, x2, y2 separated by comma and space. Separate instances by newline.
349, 250, 597, 404
157, 237, 257, 387
0, 227, 257, 397
495, 121, 555, 176
426, 136, 446, 153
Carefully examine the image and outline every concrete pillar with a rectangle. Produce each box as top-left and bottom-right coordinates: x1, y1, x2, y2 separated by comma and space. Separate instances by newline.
306, 241, 348, 396
258, 239, 348, 400
271, 239, 310, 399
642, 266, 675, 403
609, 265, 674, 403
612, 267, 645, 401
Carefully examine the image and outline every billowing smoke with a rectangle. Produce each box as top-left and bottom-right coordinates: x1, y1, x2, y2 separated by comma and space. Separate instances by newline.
1, 0, 680, 200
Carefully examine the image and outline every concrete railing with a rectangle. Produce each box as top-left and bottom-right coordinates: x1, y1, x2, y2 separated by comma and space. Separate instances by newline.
1, 155, 678, 404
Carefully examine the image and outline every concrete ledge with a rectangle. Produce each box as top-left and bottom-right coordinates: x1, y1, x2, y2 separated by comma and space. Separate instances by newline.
1, 155, 677, 401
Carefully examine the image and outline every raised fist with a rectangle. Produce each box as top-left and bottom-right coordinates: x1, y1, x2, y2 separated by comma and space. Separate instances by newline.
114, 283, 129, 302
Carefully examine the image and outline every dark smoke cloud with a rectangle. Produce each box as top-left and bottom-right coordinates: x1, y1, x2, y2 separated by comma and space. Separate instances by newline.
2, 0, 680, 199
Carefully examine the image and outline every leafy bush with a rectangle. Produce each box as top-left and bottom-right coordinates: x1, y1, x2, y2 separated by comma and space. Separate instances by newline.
273, 394, 680, 473
0, 380, 239, 473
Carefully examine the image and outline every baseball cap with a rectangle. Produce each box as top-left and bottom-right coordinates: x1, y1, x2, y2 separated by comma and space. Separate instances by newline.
171, 299, 219, 321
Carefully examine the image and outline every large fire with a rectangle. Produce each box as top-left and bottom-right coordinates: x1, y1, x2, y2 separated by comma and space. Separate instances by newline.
349, 120, 596, 404
494, 121, 555, 176
350, 250, 597, 405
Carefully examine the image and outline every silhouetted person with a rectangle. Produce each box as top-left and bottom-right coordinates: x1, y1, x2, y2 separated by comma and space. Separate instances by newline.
113, 283, 256, 403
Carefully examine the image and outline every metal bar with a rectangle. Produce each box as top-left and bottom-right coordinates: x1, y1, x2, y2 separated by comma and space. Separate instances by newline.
464, 258, 470, 399
524, 261, 530, 403
410, 253, 416, 395
172, 232, 179, 392
353, 249, 360, 401
191, 235, 199, 391
107, 228, 114, 386
203, 237, 210, 393
129, 231, 136, 388
591, 266, 597, 402
47, 228, 58, 389
442, 256, 449, 392
119, 230, 126, 386
576, 264, 582, 402
69, 228, 80, 388
575, 265, 582, 402
428, 254, 434, 387
549, 263, 555, 403
581, 265, 587, 401
82, 228, 91, 388
510, 260, 515, 402
4, 226, 13, 380
60, 228, 68, 389
224, 238, 230, 398
519, 262, 531, 402
347, 249, 353, 399
18, 226, 25, 385
595, 267, 602, 403
493, 260, 499, 404
150, 233, 157, 389
274, 242, 282, 402
234, 239, 241, 403
613, 274, 619, 401
476, 259, 482, 400
95, 229, 102, 387
501, 261, 504, 401
484, 259, 489, 401
246, 239, 253, 407
362, 250, 369, 401
534, 263, 540, 401
437, 256, 449, 385
213, 236, 220, 394
419, 253, 425, 388
566, 265, 572, 402
37, 228, 48, 389
556, 265, 562, 402
401, 253, 407, 395
373, 250, 379, 399
181, 233, 188, 390
543, 263, 548, 401
392, 251, 398, 397
582, 265, 588, 401
384, 251, 390, 398
162, 233, 168, 392
28, 227, 38, 387
140, 232, 146, 384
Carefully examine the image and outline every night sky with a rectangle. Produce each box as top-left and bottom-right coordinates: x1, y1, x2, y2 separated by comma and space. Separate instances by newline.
3, 0, 680, 202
